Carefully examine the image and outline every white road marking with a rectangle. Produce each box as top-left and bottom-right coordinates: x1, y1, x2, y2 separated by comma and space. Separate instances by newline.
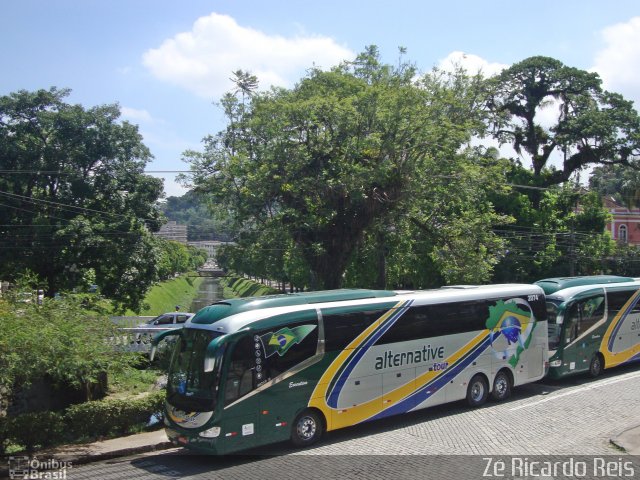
510, 369, 640, 411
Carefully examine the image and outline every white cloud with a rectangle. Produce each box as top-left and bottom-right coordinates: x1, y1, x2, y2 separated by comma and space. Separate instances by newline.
592, 16, 640, 105
120, 107, 156, 123
143, 13, 354, 99
437, 51, 507, 77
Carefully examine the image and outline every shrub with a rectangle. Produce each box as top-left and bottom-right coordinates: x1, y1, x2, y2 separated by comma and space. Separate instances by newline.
5, 411, 65, 453
0, 416, 7, 454
64, 390, 166, 439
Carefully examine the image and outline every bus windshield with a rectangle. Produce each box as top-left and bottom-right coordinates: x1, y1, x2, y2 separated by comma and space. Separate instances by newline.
167, 329, 224, 412
546, 299, 562, 351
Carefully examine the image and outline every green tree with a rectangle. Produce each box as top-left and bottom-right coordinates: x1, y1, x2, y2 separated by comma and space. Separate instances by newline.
589, 163, 640, 208
487, 56, 640, 186
490, 162, 614, 281
0, 88, 164, 310
154, 237, 207, 279
161, 190, 234, 241
186, 47, 508, 289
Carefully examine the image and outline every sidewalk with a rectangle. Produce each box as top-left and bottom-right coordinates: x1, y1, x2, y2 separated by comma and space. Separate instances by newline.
0, 430, 174, 477
610, 424, 640, 455
44, 429, 173, 463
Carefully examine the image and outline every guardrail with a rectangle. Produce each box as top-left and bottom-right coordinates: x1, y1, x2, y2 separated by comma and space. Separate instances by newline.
108, 327, 178, 353
109, 316, 174, 352
110, 316, 154, 328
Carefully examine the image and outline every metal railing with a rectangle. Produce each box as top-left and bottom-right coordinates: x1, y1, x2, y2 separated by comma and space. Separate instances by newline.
109, 317, 175, 353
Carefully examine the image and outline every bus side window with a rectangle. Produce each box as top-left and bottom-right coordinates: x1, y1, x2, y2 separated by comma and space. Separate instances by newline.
565, 303, 580, 344
324, 311, 381, 351
608, 290, 635, 317
258, 321, 319, 378
565, 295, 605, 343
579, 295, 605, 333
224, 336, 255, 406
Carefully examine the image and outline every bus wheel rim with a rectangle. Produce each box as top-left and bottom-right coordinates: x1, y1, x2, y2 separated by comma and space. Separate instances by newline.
495, 376, 507, 396
298, 416, 316, 439
471, 381, 484, 401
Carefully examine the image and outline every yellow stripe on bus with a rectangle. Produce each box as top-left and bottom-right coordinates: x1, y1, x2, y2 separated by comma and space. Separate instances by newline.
309, 329, 489, 431
600, 289, 640, 368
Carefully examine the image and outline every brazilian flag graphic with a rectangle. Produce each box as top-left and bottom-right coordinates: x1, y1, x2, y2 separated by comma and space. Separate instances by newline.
259, 325, 317, 358
486, 299, 535, 367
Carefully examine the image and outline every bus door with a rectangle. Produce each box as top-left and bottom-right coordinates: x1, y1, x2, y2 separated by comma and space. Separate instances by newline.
219, 334, 260, 452
563, 294, 605, 372
252, 318, 320, 442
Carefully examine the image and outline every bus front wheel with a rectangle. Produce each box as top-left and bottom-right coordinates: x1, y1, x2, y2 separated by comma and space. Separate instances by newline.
467, 374, 489, 407
589, 353, 604, 378
291, 409, 323, 447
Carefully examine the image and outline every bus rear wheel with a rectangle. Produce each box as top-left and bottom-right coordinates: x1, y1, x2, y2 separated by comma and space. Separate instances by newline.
589, 353, 604, 378
466, 374, 489, 407
491, 371, 512, 402
291, 409, 323, 447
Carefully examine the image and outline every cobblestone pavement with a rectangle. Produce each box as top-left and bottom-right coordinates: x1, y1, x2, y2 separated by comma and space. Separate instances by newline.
51, 365, 640, 479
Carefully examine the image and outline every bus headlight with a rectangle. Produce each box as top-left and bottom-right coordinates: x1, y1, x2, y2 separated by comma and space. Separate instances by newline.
199, 426, 221, 438
549, 359, 562, 367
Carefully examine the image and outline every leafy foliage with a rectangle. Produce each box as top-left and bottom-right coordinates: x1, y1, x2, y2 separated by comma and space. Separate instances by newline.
0, 87, 164, 310
0, 296, 134, 406
490, 162, 614, 281
160, 190, 234, 241
1, 391, 165, 453
185, 47, 508, 288
486, 56, 640, 186
589, 163, 640, 208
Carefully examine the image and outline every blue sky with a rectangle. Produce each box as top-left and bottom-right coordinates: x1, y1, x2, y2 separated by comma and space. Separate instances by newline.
2, 1, 640, 196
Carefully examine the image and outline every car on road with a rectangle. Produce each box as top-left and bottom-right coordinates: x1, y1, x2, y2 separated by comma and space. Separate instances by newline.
140, 312, 195, 328
132, 312, 195, 343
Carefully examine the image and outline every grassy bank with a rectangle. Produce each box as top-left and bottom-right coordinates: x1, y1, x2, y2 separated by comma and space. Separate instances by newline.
126, 274, 204, 315
220, 276, 280, 298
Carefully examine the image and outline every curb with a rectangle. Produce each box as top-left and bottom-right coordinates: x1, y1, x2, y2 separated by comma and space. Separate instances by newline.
0, 441, 174, 477
57, 440, 175, 466
609, 423, 640, 455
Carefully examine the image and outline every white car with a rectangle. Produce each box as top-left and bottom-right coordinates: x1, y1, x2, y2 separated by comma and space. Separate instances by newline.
141, 312, 195, 328
133, 312, 195, 343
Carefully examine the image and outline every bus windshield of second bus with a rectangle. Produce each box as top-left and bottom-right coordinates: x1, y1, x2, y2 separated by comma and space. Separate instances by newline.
545, 298, 562, 351
166, 329, 224, 413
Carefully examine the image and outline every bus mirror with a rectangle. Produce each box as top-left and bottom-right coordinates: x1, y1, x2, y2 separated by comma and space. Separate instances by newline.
204, 356, 215, 373
204, 337, 224, 373
149, 329, 183, 361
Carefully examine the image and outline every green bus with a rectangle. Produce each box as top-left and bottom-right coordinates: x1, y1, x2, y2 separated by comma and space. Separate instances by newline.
538, 278, 640, 379
535, 275, 635, 295
152, 285, 547, 454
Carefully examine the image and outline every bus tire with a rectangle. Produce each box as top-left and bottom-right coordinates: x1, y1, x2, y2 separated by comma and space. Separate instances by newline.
466, 374, 489, 407
491, 370, 512, 402
589, 353, 604, 378
291, 409, 323, 447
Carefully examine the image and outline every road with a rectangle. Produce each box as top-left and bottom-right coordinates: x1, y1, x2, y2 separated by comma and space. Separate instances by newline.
66, 363, 640, 479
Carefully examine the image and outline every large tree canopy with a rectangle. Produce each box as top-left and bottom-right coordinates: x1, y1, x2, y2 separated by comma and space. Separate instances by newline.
487, 56, 640, 186
0, 87, 163, 310
185, 47, 508, 289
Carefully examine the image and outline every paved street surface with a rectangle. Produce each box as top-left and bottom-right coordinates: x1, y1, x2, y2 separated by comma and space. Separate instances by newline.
59, 364, 640, 479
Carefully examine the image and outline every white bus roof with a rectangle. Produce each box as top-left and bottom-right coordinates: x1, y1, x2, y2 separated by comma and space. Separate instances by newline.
547, 280, 640, 303
190, 284, 543, 335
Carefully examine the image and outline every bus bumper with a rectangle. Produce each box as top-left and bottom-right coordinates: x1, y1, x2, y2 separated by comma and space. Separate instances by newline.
165, 427, 221, 454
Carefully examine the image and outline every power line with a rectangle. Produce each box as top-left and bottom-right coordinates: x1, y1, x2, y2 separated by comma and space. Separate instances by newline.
0, 189, 159, 224
0, 170, 192, 174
